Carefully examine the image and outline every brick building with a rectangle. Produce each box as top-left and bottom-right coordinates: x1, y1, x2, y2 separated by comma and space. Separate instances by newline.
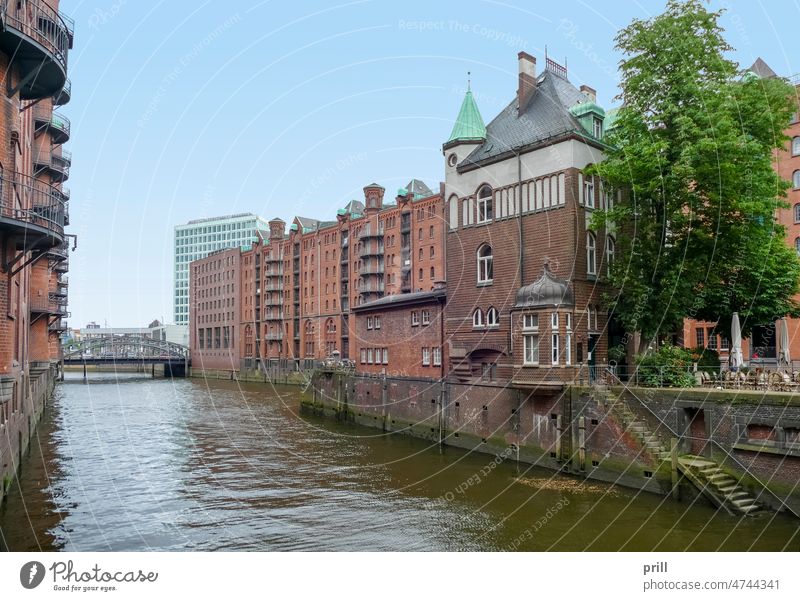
353, 286, 446, 378
444, 52, 615, 388
189, 247, 241, 370
683, 59, 800, 366
191, 180, 446, 371
0, 0, 74, 503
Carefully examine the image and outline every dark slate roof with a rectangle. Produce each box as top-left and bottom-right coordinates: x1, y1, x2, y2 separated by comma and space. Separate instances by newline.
405, 179, 434, 199
749, 57, 777, 80
342, 199, 365, 215
295, 216, 319, 230
459, 70, 589, 170
515, 265, 574, 308
352, 288, 445, 311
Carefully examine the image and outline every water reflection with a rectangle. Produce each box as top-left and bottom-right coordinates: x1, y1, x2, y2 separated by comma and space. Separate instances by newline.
1, 375, 798, 551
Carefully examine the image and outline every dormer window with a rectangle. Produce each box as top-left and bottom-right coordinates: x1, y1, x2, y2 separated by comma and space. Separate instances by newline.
593, 117, 602, 138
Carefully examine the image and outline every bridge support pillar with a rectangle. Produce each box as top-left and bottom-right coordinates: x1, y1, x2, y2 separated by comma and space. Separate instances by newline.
83, 362, 86, 380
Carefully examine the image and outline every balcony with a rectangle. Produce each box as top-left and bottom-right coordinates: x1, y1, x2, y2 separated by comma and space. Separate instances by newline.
358, 282, 385, 294
263, 312, 284, 321
0, 171, 66, 246
0, 0, 70, 100
359, 228, 383, 240
53, 77, 71, 105
34, 107, 70, 143
265, 332, 284, 341
359, 243, 384, 257
48, 319, 67, 332
33, 148, 70, 183
360, 261, 384, 276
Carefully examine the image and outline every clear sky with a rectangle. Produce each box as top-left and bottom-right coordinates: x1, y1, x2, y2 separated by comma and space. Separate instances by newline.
63, 0, 799, 328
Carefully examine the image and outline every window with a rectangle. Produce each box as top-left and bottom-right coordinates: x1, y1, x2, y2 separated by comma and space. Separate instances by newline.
374, 316, 381, 329
795, 204, 800, 223
486, 307, 499, 327
360, 348, 366, 364
477, 244, 493, 284
430, 225, 434, 238
411, 310, 420, 326
523, 314, 539, 366
796, 237, 800, 256
422, 347, 431, 366
695, 327, 705, 348
551, 313, 560, 366
720, 336, 730, 351
383, 348, 389, 364
367, 348, 374, 364
606, 236, 615, 276
794, 170, 800, 189
593, 117, 602, 138
477, 185, 493, 222
433, 347, 442, 366
565, 314, 572, 366
586, 232, 597, 275
473, 308, 484, 328
793, 137, 800, 156
422, 310, 430, 325
584, 176, 595, 208
708, 333, 718, 350
367, 316, 373, 330
430, 246, 434, 258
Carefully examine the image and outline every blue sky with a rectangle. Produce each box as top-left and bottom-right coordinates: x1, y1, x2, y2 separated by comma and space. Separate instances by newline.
64, 0, 800, 328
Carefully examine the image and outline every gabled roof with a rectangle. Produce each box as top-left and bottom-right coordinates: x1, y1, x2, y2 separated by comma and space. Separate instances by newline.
341, 199, 365, 215
447, 89, 486, 145
404, 179, 434, 199
459, 70, 592, 170
748, 57, 777, 80
352, 288, 446, 312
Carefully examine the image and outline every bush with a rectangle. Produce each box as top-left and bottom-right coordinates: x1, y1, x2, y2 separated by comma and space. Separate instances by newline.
687, 347, 721, 373
636, 343, 696, 387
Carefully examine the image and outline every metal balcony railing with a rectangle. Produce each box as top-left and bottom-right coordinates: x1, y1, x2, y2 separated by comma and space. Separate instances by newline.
0, 171, 66, 237
358, 282, 385, 293
54, 77, 71, 105
33, 106, 70, 142
0, 0, 70, 74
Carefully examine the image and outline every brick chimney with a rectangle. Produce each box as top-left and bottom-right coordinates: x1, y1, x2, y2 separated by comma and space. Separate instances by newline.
518, 51, 537, 116
580, 84, 597, 102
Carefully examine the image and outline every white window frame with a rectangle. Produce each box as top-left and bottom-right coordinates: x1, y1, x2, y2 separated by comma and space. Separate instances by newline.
586, 232, 597, 276
584, 176, 595, 209
367, 316, 373, 330
794, 170, 800, 189
486, 307, 499, 327
606, 235, 615, 276
565, 313, 572, 366
476, 186, 493, 223
374, 316, 381, 329
523, 314, 539, 366
367, 348, 373, 364
411, 310, 420, 326
421, 309, 430, 325
383, 348, 389, 364
477, 244, 493, 285
473, 308, 484, 328
422, 347, 431, 366
593, 117, 602, 138
794, 137, 800, 157
433, 347, 442, 366
551, 312, 560, 366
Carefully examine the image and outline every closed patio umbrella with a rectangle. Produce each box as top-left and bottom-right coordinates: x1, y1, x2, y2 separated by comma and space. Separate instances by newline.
730, 312, 744, 370
779, 317, 791, 366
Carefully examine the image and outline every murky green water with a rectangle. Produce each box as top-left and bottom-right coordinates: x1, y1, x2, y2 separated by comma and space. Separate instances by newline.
1, 374, 798, 551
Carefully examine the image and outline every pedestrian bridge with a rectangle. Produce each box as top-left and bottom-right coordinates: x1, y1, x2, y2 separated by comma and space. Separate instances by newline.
62, 335, 190, 376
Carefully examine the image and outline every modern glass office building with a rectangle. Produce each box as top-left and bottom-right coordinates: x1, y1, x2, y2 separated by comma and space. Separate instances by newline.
174, 213, 269, 324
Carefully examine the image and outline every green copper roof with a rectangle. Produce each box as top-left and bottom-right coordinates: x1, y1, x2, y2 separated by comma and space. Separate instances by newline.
569, 101, 605, 118
447, 90, 486, 144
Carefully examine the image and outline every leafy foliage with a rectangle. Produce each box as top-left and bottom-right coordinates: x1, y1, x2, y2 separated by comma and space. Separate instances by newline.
635, 344, 696, 387
590, 0, 800, 348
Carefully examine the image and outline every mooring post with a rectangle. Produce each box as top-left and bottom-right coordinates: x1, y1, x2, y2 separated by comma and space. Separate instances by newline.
671, 437, 679, 501
83, 361, 86, 380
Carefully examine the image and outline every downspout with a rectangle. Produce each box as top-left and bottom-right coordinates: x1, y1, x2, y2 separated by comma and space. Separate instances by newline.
516, 149, 524, 286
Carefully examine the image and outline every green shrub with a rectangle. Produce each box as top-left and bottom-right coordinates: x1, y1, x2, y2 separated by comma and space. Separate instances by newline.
687, 347, 721, 373
636, 343, 696, 387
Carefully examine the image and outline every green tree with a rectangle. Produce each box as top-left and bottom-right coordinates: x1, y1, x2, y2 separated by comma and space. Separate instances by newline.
591, 0, 800, 351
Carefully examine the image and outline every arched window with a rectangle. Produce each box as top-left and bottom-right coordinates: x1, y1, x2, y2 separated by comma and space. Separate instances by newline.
586, 232, 597, 276
477, 185, 493, 223
793, 137, 800, 156
419, 268, 423, 280
795, 237, 800, 256
794, 170, 800, 189
472, 308, 484, 327
486, 307, 499, 327
477, 244, 493, 284
795, 204, 800, 223
606, 235, 615, 276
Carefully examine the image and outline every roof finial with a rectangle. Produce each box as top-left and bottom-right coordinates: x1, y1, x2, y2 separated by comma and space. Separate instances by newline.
467, 71, 471, 91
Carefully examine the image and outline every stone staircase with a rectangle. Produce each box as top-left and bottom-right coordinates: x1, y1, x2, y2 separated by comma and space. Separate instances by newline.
677, 456, 762, 516
602, 390, 671, 464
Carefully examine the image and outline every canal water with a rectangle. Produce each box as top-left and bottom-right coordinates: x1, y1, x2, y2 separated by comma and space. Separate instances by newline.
1, 375, 798, 551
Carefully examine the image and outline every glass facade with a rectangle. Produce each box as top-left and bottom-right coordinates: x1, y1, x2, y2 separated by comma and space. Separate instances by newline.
173, 214, 270, 324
